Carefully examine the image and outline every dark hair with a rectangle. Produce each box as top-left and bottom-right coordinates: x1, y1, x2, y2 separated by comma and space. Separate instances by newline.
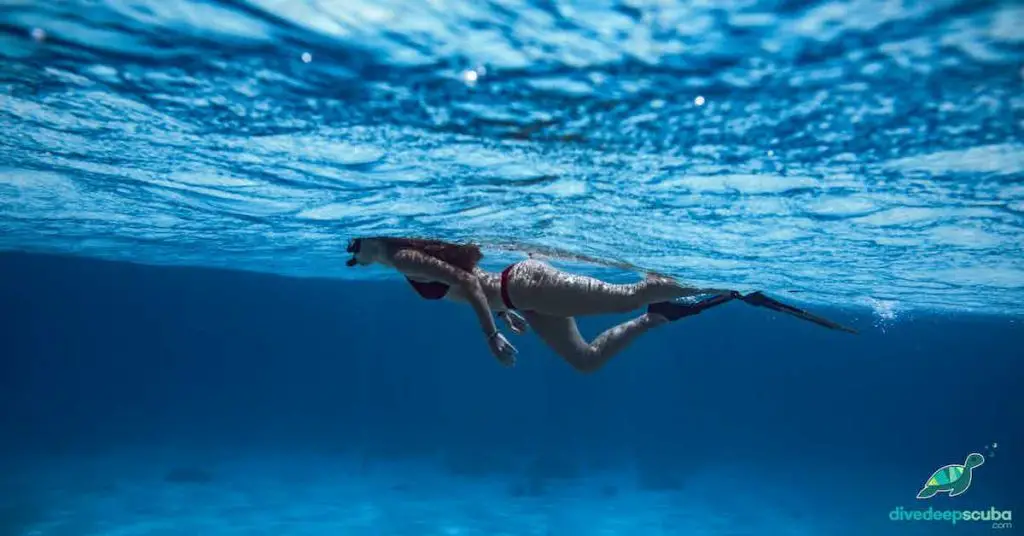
368, 237, 483, 273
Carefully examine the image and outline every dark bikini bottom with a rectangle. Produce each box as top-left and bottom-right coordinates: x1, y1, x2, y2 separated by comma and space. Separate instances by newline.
500, 262, 520, 311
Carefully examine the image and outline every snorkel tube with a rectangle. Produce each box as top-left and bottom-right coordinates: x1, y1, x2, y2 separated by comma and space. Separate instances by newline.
345, 238, 361, 267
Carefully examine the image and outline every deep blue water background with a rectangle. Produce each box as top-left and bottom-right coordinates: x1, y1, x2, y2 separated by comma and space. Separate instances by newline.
1, 251, 1021, 534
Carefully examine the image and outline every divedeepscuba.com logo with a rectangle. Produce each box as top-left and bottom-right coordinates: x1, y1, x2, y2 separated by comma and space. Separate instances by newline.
889, 451, 1013, 530
890, 506, 1012, 528
917, 452, 984, 499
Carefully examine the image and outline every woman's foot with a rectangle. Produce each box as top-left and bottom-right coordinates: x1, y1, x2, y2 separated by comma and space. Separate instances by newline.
647, 293, 739, 322
644, 271, 677, 283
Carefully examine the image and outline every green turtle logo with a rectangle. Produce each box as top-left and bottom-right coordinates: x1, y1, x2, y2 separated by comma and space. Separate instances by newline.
916, 453, 985, 499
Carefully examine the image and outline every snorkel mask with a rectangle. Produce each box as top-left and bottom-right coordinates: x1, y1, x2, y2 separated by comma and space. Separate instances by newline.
345, 238, 362, 267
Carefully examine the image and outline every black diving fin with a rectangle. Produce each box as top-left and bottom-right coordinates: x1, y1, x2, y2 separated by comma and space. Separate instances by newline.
739, 291, 858, 334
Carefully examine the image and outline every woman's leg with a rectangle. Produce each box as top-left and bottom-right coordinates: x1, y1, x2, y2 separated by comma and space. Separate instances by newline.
523, 311, 667, 373
507, 260, 729, 317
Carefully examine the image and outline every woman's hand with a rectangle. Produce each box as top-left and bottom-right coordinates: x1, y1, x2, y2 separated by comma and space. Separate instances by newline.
488, 331, 518, 367
498, 311, 529, 335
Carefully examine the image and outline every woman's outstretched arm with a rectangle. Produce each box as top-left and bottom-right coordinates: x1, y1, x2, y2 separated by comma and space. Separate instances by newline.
390, 249, 517, 364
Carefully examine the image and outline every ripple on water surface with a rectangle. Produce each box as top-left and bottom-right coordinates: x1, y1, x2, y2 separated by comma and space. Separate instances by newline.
0, 0, 1022, 315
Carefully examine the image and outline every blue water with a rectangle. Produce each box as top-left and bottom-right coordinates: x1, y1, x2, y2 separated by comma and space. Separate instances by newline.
1, 1, 1022, 535
2, 0, 1023, 314
1, 253, 1021, 535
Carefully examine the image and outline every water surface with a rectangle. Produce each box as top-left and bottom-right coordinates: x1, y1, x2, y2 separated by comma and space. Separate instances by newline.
1, 2, 1022, 309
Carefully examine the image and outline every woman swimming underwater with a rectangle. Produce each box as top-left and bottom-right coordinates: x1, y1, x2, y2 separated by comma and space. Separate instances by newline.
346, 237, 856, 372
